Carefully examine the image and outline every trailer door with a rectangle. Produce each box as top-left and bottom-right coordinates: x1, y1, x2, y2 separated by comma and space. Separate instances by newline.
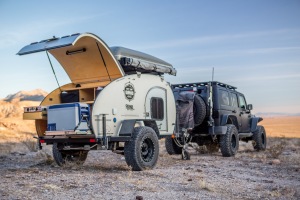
145, 87, 167, 131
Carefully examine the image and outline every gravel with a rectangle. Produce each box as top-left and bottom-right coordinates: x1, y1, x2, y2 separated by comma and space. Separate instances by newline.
0, 140, 299, 200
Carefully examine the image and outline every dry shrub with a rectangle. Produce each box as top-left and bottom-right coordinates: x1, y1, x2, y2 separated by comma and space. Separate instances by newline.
21, 134, 38, 152
269, 186, 297, 198
267, 136, 286, 158
36, 151, 54, 165
281, 154, 300, 167
199, 179, 214, 192
0, 143, 13, 155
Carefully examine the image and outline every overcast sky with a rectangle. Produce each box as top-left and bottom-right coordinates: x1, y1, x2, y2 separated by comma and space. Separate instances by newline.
0, 0, 300, 114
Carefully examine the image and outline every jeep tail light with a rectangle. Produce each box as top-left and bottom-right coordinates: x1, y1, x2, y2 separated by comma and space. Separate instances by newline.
40, 139, 45, 143
89, 139, 96, 143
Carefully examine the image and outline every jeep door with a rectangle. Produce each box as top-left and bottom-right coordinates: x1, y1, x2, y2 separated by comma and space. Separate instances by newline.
237, 94, 251, 132
229, 92, 242, 131
145, 87, 167, 131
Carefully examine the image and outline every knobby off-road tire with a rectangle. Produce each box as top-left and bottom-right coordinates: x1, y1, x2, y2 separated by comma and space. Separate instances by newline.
124, 126, 159, 171
165, 135, 182, 155
52, 143, 88, 166
193, 95, 207, 126
220, 125, 239, 157
252, 125, 267, 151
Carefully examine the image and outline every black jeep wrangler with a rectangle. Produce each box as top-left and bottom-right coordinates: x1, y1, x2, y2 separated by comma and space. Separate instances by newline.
165, 81, 267, 158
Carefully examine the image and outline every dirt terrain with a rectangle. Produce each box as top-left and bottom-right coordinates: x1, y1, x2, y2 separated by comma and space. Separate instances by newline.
0, 137, 299, 200
0, 94, 299, 199
260, 116, 300, 138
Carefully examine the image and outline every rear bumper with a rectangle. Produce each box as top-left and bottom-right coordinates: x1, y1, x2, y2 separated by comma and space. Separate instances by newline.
40, 134, 131, 144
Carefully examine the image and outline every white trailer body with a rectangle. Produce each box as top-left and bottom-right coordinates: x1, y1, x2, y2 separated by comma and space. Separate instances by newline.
17, 32, 176, 171
92, 74, 175, 137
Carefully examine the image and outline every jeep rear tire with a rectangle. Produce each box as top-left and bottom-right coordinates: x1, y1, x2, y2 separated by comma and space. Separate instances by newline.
252, 125, 267, 151
52, 143, 88, 166
124, 126, 159, 171
165, 135, 182, 155
194, 95, 206, 126
220, 125, 239, 157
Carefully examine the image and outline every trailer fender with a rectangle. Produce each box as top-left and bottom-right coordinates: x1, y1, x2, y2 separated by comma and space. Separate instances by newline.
250, 117, 263, 132
118, 119, 159, 137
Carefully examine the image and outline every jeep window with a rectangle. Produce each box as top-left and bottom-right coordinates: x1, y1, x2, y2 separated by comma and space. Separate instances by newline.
219, 90, 230, 106
230, 93, 238, 107
238, 95, 246, 109
151, 97, 164, 120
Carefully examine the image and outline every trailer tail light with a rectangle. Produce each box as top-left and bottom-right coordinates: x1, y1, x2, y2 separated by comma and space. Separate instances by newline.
89, 139, 96, 143
40, 139, 45, 143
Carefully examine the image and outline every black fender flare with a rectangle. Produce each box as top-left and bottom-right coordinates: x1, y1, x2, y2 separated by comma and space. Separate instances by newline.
250, 117, 263, 132
118, 119, 160, 137
220, 114, 239, 130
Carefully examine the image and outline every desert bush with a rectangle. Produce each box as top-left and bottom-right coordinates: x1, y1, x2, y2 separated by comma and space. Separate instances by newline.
0, 143, 13, 155
199, 179, 214, 192
37, 151, 54, 165
21, 134, 38, 152
267, 136, 286, 158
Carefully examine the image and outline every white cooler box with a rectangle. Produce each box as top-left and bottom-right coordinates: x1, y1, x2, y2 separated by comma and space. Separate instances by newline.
47, 103, 90, 131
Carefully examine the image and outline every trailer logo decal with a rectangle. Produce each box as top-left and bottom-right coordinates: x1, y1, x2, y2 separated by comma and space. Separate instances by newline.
124, 82, 136, 101
126, 104, 134, 110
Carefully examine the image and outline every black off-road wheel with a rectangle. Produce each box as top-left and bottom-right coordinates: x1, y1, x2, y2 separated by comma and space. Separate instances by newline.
124, 126, 159, 171
165, 135, 182, 155
220, 125, 239, 157
193, 95, 207, 126
252, 125, 267, 151
52, 143, 88, 166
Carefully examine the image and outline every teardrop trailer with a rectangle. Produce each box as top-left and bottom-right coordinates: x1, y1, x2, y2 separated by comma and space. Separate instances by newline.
18, 33, 177, 171
17, 32, 266, 170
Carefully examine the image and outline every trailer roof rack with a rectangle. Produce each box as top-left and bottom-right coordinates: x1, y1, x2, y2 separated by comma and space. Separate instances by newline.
172, 81, 237, 90
110, 46, 176, 76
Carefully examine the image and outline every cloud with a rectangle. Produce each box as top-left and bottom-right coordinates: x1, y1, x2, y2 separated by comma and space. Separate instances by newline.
240, 47, 300, 54
168, 46, 300, 63
235, 73, 300, 82
139, 29, 300, 50
0, 14, 105, 49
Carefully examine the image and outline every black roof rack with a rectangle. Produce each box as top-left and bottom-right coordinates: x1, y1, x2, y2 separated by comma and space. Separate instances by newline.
171, 81, 237, 90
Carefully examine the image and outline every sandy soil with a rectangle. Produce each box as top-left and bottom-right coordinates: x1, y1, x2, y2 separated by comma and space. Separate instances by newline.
260, 116, 300, 138
0, 139, 299, 200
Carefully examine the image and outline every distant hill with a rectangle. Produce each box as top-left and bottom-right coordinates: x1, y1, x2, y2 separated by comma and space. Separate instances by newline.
0, 89, 47, 119
0, 89, 48, 140
2, 89, 48, 102
255, 112, 300, 117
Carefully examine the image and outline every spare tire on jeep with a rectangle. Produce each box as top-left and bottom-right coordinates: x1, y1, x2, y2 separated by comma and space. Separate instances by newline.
193, 95, 206, 126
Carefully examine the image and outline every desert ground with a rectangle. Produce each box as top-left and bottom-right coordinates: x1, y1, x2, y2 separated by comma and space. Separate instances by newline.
0, 114, 299, 199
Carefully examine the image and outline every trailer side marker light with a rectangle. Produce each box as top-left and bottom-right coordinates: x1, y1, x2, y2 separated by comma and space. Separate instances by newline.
40, 139, 45, 143
89, 139, 96, 143
171, 134, 175, 139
